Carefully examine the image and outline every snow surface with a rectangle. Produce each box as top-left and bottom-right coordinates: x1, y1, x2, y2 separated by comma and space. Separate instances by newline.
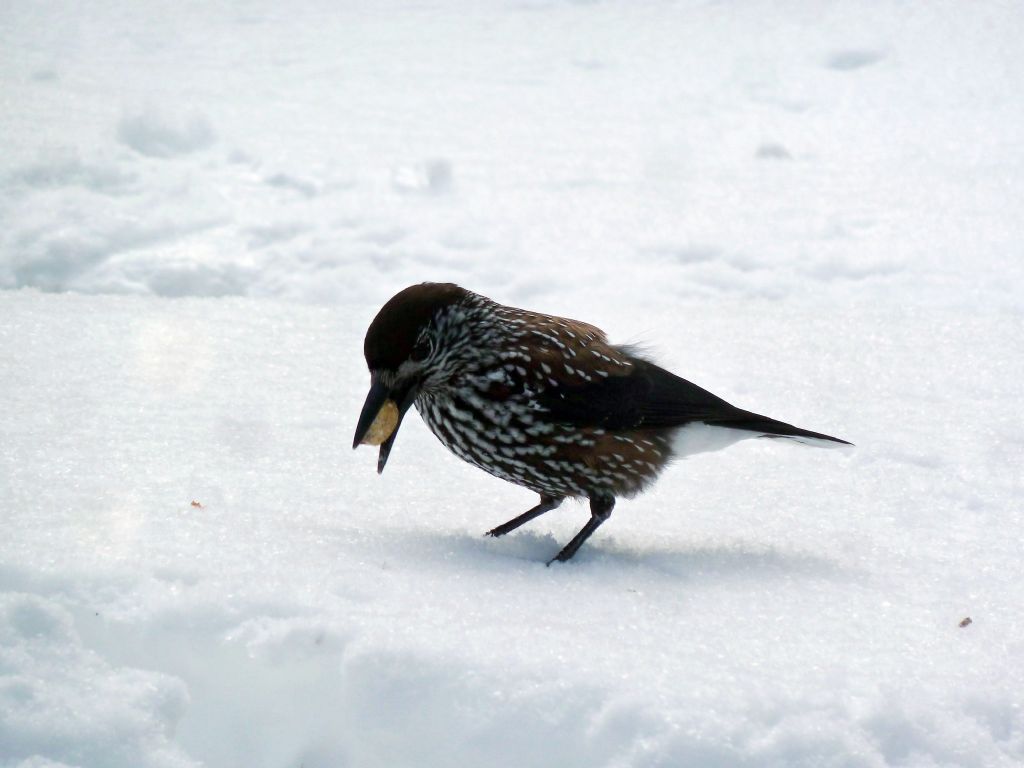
2, 1, 1023, 766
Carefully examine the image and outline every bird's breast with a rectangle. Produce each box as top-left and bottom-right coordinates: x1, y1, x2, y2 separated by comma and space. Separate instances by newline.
415, 390, 673, 499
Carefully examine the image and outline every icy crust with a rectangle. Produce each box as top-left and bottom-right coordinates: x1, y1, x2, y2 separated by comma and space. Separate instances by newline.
2, 1, 1023, 311
0, 594, 195, 768
2, 292, 1023, 767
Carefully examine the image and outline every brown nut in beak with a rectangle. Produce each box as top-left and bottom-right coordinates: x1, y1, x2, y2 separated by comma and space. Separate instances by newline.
353, 372, 419, 473
360, 399, 399, 446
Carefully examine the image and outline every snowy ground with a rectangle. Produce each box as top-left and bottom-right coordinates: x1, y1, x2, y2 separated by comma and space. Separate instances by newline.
2, 1, 1023, 766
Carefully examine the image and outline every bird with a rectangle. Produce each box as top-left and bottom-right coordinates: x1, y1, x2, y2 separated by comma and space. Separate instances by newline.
353, 283, 851, 564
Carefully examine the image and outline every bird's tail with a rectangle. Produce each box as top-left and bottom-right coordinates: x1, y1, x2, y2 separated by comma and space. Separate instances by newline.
707, 410, 853, 450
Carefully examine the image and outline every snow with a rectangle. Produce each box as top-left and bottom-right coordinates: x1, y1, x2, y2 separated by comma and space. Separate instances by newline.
2, 1, 1023, 766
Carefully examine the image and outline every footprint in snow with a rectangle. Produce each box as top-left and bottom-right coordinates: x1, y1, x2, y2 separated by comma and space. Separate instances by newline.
825, 49, 886, 72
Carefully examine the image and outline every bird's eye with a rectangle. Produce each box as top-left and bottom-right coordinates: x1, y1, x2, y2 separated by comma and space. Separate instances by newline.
411, 338, 432, 362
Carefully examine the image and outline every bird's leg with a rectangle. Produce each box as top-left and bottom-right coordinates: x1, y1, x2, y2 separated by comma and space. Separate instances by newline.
548, 495, 615, 565
486, 494, 563, 538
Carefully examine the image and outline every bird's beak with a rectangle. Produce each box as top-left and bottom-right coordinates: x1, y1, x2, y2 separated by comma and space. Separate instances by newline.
352, 372, 419, 474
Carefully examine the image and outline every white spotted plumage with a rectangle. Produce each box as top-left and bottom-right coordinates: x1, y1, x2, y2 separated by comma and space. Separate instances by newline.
412, 291, 671, 499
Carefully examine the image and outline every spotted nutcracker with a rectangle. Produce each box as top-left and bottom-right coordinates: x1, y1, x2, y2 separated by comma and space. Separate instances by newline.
353, 283, 850, 564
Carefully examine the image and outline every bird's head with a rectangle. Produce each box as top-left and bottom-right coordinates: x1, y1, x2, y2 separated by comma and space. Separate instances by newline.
352, 282, 473, 473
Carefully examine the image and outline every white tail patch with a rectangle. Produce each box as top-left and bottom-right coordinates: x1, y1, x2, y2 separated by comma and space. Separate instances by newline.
671, 423, 853, 458
670, 423, 757, 458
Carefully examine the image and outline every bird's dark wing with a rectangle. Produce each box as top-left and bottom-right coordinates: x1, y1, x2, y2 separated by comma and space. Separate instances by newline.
501, 310, 851, 445
537, 349, 852, 445
537, 353, 737, 430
